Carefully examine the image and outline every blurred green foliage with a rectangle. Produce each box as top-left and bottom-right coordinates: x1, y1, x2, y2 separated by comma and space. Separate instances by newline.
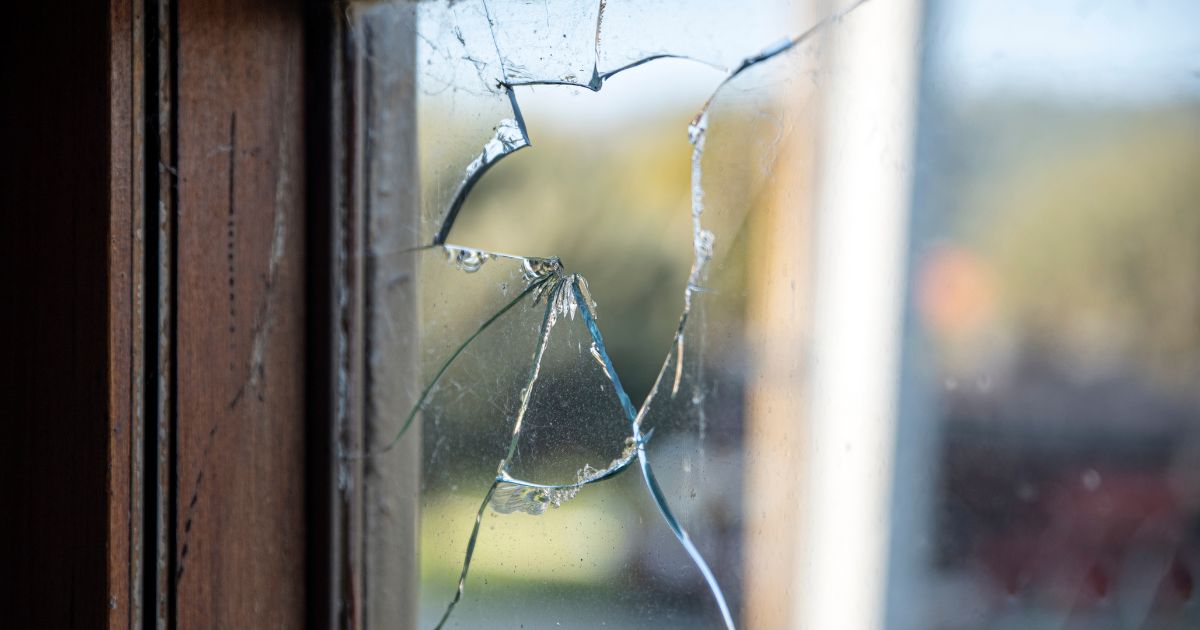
951, 102, 1200, 393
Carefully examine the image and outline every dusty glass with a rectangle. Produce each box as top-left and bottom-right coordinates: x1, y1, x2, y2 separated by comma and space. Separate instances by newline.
342, 1, 1200, 628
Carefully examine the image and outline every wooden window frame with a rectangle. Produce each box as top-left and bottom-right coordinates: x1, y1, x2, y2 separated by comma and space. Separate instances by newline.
3, 1, 355, 627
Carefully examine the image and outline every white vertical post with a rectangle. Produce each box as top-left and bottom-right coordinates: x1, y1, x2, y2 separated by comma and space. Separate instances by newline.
796, 1, 922, 629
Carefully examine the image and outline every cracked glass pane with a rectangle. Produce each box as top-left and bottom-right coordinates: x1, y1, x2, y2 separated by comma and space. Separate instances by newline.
350, 1, 870, 628
344, 0, 1199, 629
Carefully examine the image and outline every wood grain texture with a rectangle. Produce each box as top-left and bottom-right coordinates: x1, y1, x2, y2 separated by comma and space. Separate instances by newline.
0, 2, 141, 628
347, 6, 421, 627
110, 0, 144, 627
3, 2, 313, 627
172, 0, 307, 627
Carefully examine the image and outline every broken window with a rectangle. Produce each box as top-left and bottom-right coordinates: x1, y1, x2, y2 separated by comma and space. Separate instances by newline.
335, 0, 1200, 628
338, 2, 875, 628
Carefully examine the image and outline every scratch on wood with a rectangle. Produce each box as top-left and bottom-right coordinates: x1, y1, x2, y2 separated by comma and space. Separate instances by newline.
176, 423, 219, 584
237, 49, 295, 407
227, 113, 238, 348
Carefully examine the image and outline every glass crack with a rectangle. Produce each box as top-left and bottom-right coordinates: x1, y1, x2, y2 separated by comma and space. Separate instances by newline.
360, 1, 877, 627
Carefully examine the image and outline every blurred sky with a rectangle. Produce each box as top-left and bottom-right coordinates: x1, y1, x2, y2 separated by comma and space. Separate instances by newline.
514, 58, 724, 135
521, 0, 1200, 129
934, 0, 1200, 103
507, 0, 796, 129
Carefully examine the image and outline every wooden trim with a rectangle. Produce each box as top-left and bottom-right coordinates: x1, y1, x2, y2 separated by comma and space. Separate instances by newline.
170, 0, 308, 627
110, 0, 146, 627
333, 5, 420, 628
0, 2, 143, 627
5, 3, 320, 626
148, 1, 175, 624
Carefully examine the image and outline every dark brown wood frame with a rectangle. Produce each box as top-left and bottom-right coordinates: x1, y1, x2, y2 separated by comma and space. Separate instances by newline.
3, 1, 349, 627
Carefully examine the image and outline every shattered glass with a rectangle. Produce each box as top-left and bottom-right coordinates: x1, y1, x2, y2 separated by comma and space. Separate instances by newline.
351, 1, 870, 628
344, 1, 1200, 628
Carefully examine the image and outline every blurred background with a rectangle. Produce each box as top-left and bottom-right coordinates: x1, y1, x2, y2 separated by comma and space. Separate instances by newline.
373, 0, 1200, 627
900, 1, 1200, 628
